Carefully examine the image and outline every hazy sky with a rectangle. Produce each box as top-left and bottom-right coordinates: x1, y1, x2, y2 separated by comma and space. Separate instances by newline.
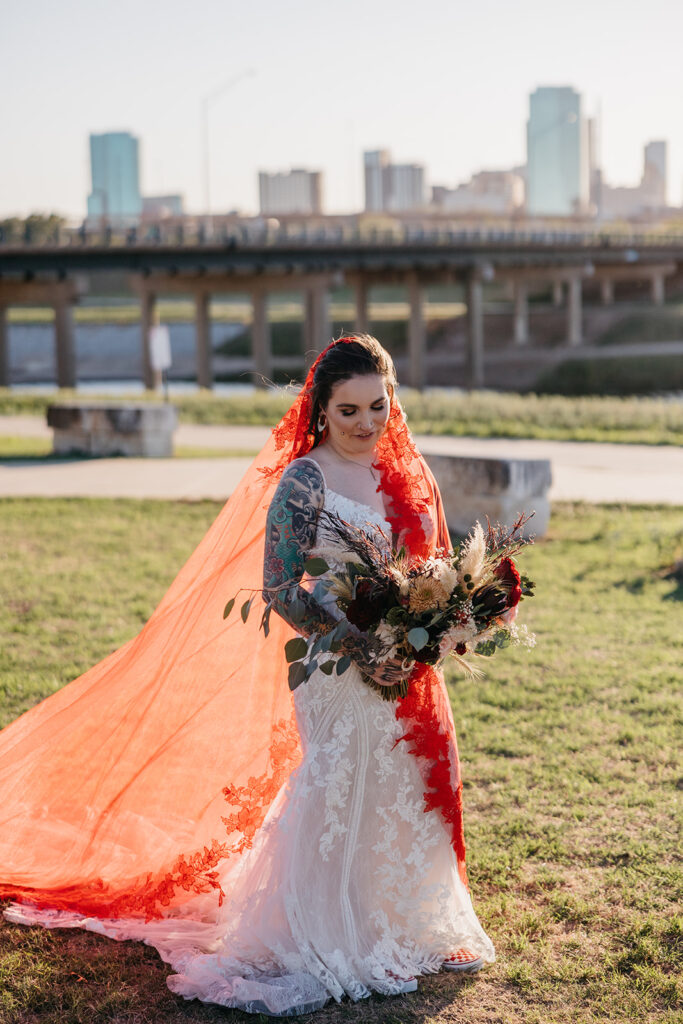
2, 0, 682, 220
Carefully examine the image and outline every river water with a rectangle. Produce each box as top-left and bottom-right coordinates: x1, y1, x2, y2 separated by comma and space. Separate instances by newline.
6, 322, 247, 388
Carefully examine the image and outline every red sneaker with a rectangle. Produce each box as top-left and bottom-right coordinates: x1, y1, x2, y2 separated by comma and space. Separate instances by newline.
442, 949, 484, 973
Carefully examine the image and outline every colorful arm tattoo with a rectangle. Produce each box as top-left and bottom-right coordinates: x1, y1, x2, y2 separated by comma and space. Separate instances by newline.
263, 459, 338, 639
262, 459, 404, 685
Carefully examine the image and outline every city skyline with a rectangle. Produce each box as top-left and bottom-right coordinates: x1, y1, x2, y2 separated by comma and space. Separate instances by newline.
2, 0, 682, 220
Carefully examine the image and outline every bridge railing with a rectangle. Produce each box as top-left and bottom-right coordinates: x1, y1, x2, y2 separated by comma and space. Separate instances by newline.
3, 220, 683, 252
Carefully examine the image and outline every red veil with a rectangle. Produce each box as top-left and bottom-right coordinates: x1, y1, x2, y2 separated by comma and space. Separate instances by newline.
0, 338, 467, 926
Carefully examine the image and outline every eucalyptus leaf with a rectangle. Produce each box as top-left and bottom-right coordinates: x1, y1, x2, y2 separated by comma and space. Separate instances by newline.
260, 602, 272, 637
494, 630, 511, 648
240, 597, 254, 623
319, 661, 335, 675
223, 598, 235, 620
285, 637, 308, 663
407, 626, 430, 652
304, 556, 329, 576
288, 661, 308, 691
475, 639, 496, 656
336, 655, 352, 675
311, 634, 325, 656
288, 598, 305, 624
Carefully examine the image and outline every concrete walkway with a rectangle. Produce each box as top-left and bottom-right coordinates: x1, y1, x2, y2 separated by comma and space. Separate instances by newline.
0, 416, 681, 504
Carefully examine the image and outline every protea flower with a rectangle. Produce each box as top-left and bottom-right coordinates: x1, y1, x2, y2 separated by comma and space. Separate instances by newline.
470, 583, 508, 620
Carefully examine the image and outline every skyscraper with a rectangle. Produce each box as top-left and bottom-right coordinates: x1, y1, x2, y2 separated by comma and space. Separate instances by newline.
258, 169, 323, 215
87, 131, 142, 225
386, 164, 425, 211
363, 151, 426, 212
642, 141, 667, 207
363, 150, 390, 212
526, 87, 589, 216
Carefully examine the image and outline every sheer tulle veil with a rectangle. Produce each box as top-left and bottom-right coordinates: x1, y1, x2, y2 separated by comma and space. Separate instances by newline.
0, 337, 468, 927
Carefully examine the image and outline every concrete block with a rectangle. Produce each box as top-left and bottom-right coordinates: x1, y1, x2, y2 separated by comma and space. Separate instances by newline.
423, 453, 552, 539
47, 402, 177, 457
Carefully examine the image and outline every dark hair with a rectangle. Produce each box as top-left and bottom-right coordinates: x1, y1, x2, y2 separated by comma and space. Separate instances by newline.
307, 335, 397, 442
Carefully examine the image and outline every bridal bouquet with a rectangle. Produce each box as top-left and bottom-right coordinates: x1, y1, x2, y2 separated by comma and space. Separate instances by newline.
225, 510, 536, 702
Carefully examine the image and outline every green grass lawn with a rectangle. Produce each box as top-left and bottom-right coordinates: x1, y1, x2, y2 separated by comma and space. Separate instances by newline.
0, 499, 681, 1023
0, 437, 260, 460
1, 388, 682, 446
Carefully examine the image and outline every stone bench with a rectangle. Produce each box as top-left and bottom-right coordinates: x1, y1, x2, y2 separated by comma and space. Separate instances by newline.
47, 402, 178, 457
423, 453, 552, 539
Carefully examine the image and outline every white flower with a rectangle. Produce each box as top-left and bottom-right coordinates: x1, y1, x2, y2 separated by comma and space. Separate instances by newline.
435, 563, 459, 596
508, 622, 537, 648
373, 621, 399, 660
438, 614, 477, 658
458, 521, 486, 587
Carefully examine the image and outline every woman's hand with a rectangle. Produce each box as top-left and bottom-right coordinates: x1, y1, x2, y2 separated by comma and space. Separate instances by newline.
338, 628, 410, 688
499, 605, 519, 626
364, 654, 409, 688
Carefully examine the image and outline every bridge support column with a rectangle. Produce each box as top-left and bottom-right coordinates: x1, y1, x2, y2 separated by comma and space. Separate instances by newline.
552, 280, 564, 307
513, 281, 529, 345
54, 299, 76, 389
354, 280, 369, 333
0, 305, 8, 387
140, 291, 160, 391
304, 283, 331, 359
408, 275, 426, 390
651, 272, 665, 306
601, 279, 614, 305
567, 277, 583, 346
465, 275, 484, 389
251, 288, 272, 387
195, 292, 213, 389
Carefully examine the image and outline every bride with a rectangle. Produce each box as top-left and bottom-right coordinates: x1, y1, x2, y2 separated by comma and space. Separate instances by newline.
0, 335, 494, 1016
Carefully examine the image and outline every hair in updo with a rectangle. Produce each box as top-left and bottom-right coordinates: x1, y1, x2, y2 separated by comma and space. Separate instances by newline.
307, 335, 397, 442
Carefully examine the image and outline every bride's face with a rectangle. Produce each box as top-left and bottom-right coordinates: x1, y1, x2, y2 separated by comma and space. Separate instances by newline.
322, 373, 392, 455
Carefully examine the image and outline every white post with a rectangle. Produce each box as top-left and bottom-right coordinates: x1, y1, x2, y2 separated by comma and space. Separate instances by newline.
567, 278, 582, 346
513, 281, 529, 346
601, 279, 614, 305
651, 272, 665, 306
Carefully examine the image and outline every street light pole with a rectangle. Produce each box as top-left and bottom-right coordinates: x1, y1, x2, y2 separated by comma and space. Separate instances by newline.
201, 69, 255, 238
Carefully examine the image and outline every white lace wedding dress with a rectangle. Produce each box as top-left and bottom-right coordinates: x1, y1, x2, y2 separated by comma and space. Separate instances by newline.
4, 470, 495, 1017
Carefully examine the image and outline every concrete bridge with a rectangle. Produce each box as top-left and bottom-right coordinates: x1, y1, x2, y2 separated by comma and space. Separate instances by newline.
1, 231, 682, 390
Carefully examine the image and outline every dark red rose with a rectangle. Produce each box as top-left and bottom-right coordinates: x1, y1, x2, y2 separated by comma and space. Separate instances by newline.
494, 557, 522, 608
346, 579, 388, 632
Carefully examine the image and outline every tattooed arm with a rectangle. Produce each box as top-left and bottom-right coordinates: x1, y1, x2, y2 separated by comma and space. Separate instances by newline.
263, 458, 338, 640
263, 458, 406, 687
